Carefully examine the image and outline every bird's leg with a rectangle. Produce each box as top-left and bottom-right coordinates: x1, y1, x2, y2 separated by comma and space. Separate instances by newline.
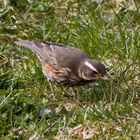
58, 86, 74, 98
59, 86, 67, 95
68, 87, 80, 100
69, 87, 76, 96
48, 80, 56, 100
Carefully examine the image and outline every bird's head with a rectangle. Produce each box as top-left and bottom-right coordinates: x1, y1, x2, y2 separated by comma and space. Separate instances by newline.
78, 58, 108, 81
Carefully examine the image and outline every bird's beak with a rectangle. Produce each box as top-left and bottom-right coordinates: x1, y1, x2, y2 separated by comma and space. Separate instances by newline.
100, 75, 109, 80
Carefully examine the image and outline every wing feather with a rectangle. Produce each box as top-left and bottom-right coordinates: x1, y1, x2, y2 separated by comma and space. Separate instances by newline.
15, 40, 89, 74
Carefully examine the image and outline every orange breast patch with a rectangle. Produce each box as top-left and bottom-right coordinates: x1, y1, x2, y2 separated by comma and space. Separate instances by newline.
53, 71, 61, 76
43, 64, 52, 72
43, 64, 61, 77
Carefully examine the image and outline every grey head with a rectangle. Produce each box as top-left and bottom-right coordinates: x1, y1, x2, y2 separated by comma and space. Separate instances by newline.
78, 58, 107, 81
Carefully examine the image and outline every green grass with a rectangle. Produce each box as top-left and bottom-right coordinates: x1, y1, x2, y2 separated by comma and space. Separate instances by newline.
0, 0, 140, 139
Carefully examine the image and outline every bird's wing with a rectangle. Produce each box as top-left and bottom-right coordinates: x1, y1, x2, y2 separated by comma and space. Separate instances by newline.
15, 40, 89, 66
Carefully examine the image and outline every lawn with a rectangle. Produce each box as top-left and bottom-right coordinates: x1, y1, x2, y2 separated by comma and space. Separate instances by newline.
0, 0, 140, 139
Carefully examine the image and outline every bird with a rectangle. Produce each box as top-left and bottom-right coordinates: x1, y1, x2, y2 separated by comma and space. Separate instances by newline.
15, 40, 108, 87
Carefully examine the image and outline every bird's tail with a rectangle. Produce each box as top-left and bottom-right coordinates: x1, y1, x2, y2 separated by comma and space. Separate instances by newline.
15, 40, 46, 61
15, 40, 40, 52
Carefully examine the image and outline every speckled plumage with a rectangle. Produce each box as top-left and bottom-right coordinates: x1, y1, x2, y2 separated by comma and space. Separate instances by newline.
15, 40, 107, 86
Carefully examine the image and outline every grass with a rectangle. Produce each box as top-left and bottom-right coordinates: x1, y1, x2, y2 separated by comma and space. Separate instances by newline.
0, 0, 140, 139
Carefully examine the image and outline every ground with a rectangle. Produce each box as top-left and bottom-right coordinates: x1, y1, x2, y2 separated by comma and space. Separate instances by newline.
0, 0, 140, 139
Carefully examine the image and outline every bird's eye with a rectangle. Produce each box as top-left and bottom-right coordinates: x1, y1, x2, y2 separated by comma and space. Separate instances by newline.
92, 71, 98, 75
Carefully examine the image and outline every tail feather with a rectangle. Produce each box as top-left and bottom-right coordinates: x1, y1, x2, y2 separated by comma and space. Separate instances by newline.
15, 40, 38, 53
15, 40, 46, 62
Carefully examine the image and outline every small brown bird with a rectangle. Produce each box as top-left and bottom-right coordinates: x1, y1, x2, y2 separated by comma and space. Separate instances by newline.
15, 40, 107, 86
